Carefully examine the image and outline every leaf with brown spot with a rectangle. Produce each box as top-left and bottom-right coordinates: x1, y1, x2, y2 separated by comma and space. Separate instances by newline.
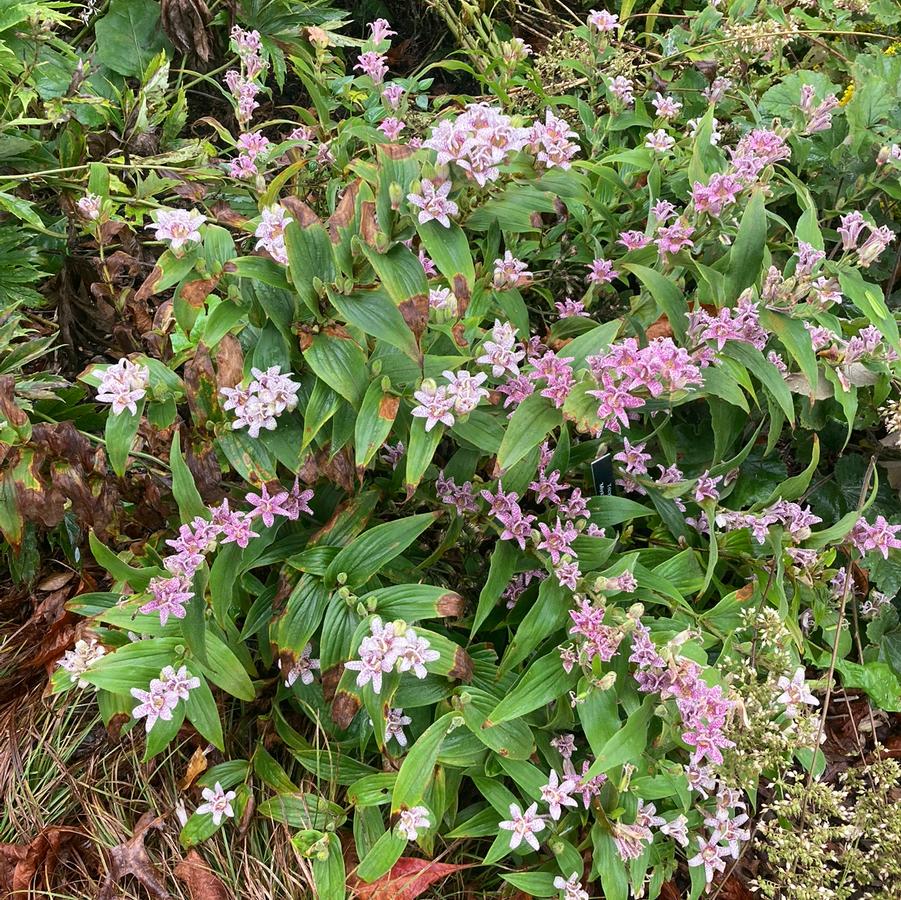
321, 664, 343, 703
280, 197, 320, 227
447, 647, 473, 682
379, 143, 415, 161
174, 850, 232, 900
351, 858, 472, 900
209, 201, 246, 228
179, 275, 221, 308
646, 313, 673, 340
96, 813, 170, 900
379, 395, 400, 420
451, 322, 468, 348
360, 200, 379, 246
160, 0, 213, 63
436, 592, 465, 617
328, 180, 361, 242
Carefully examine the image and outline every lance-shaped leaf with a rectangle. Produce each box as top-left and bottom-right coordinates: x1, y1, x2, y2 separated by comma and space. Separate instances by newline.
270, 574, 330, 662
583, 695, 655, 778
355, 379, 400, 474
285, 217, 335, 317
726, 189, 767, 299
105, 398, 144, 477
391, 711, 456, 814
302, 328, 369, 409
358, 584, 465, 621
330, 287, 420, 361
497, 393, 562, 471
487, 650, 579, 725
416, 219, 475, 314
405, 418, 443, 495
170, 431, 208, 522
472, 539, 519, 635
323, 512, 439, 589
460, 686, 533, 759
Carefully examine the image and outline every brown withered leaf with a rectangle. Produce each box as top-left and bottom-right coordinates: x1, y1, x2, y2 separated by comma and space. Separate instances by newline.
0, 826, 85, 894
184, 343, 217, 426
134, 266, 164, 304
96, 813, 170, 900
331, 688, 361, 729
178, 748, 209, 791
179, 275, 221, 308
280, 196, 320, 227
174, 850, 231, 900
0, 375, 27, 427
351, 858, 472, 900
209, 201, 246, 229
398, 295, 429, 345
215, 335, 244, 391
451, 274, 470, 317
646, 313, 673, 340
451, 322, 468, 348
160, 0, 213, 62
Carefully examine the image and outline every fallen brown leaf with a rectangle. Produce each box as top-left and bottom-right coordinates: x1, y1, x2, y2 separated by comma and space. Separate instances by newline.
96, 812, 170, 900
352, 857, 471, 900
0, 826, 84, 894
174, 850, 232, 900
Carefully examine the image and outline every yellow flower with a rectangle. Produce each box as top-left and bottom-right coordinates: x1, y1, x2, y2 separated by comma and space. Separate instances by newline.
885, 41, 899, 56
839, 83, 855, 107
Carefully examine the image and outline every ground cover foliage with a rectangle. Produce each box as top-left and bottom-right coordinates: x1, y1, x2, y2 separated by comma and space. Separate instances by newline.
1, 0, 901, 897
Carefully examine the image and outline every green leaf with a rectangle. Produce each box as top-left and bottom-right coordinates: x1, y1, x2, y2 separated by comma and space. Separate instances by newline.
303, 332, 369, 409
184, 674, 224, 750
258, 794, 346, 830
330, 289, 419, 361
170, 432, 207, 522
105, 400, 144, 477
94, 0, 170, 77
500, 576, 570, 673
88, 531, 160, 591
324, 513, 439, 589
488, 651, 578, 724
584, 695, 655, 777
724, 341, 795, 424
760, 308, 819, 393
311, 832, 346, 900
586, 496, 655, 529
359, 584, 464, 621
405, 418, 443, 493
726, 190, 767, 300
472, 540, 518, 635
759, 436, 819, 506
839, 269, 901, 357
461, 687, 534, 759
355, 829, 407, 883
285, 219, 335, 317
391, 712, 455, 814
194, 631, 255, 701
361, 243, 428, 307
621, 263, 686, 341
497, 393, 562, 470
